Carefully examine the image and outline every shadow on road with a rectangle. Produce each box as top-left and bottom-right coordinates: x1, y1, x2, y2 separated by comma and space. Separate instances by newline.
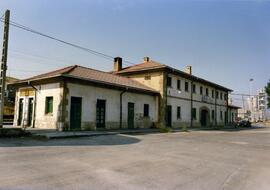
0, 134, 141, 147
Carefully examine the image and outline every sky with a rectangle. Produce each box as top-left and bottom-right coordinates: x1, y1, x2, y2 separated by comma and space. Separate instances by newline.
0, 0, 269, 106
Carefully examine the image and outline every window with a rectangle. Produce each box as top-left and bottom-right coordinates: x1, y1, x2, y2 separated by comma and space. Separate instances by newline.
224, 93, 227, 101
232, 113, 234, 122
177, 106, 181, 119
200, 86, 203, 95
192, 108, 197, 120
177, 80, 181, 90
192, 84, 196, 93
185, 82, 189, 92
216, 91, 219, 99
212, 110, 215, 120
144, 75, 151, 80
45, 96, 53, 114
206, 88, 209, 96
220, 111, 223, 120
220, 92, 223, 100
212, 90, 214, 98
167, 77, 172, 87
144, 104, 149, 117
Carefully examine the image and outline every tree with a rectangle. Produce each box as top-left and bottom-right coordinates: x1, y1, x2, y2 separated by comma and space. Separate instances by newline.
265, 80, 270, 108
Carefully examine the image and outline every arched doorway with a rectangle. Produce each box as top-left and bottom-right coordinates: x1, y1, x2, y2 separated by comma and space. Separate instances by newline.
200, 107, 210, 127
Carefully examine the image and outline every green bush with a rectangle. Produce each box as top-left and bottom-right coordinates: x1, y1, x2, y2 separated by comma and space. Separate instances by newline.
159, 127, 172, 133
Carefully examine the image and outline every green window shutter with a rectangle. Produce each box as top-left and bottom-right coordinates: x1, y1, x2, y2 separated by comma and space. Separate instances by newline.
45, 97, 53, 114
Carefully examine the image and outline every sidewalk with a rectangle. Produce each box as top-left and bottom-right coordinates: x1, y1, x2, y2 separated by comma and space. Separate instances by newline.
26, 125, 266, 139
28, 128, 161, 139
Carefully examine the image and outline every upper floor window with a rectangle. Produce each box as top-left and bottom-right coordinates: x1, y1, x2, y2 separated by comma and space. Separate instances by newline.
167, 77, 172, 87
185, 82, 189, 92
224, 93, 227, 101
220, 92, 223, 100
192, 84, 196, 93
206, 88, 209, 96
216, 91, 219, 99
200, 86, 203, 95
45, 96, 53, 114
212, 90, 215, 98
144, 104, 149, 117
177, 79, 181, 90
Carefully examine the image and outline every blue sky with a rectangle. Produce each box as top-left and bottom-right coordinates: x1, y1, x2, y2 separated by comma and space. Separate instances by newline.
0, 0, 269, 105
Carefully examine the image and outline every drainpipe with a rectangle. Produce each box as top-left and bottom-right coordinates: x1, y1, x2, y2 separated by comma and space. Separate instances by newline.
214, 88, 217, 127
120, 88, 127, 129
190, 80, 193, 128
226, 92, 229, 126
28, 81, 37, 128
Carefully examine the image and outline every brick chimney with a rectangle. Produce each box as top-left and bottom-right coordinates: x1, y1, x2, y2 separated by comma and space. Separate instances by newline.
185, 66, 192, 75
114, 57, 122, 72
144, 57, 150, 63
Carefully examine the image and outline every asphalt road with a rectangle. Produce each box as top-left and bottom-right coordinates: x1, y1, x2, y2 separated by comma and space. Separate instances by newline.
0, 127, 270, 190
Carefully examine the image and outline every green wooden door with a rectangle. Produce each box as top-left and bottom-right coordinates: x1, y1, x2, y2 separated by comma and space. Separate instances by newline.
96, 99, 106, 128
27, 98, 34, 126
128, 102, 135, 129
166, 105, 172, 127
17, 98, 23, 126
70, 97, 82, 130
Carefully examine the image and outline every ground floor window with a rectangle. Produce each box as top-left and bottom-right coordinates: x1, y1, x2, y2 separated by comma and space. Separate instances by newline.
45, 96, 53, 114
220, 111, 223, 120
192, 108, 197, 120
232, 113, 234, 122
212, 110, 215, 120
144, 104, 149, 117
177, 106, 181, 119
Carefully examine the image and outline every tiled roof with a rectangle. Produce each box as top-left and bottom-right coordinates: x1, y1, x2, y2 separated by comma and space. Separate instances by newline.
12, 65, 158, 94
114, 60, 232, 91
114, 60, 166, 74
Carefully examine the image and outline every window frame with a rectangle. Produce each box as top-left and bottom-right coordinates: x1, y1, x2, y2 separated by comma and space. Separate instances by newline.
192, 108, 197, 120
220, 111, 223, 120
45, 96, 53, 114
185, 81, 189, 92
143, 104, 150, 117
200, 86, 203, 95
167, 76, 172, 87
192, 84, 196, 94
177, 106, 181, 119
177, 79, 181, 90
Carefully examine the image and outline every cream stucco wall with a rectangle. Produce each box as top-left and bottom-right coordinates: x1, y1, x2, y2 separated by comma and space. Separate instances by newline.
13, 83, 62, 129
66, 82, 158, 130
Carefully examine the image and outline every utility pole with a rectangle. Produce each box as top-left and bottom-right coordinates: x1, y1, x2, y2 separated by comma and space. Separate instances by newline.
0, 10, 10, 128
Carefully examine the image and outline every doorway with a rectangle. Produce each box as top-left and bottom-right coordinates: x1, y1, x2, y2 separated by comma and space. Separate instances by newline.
70, 97, 82, 130
96, 99, 106, 128
27, 98, 34, 126
17, 98, 24, 126
166, 105, 172, 127
200, 109, 209, 127
128, 102, 135, 129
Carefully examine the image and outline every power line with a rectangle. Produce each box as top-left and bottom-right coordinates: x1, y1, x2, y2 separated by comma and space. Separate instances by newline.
0, 18, 135, 66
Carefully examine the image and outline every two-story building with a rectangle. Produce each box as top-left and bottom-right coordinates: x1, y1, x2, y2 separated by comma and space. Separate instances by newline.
113, 57, 233, 128
10, 57, 238, 130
